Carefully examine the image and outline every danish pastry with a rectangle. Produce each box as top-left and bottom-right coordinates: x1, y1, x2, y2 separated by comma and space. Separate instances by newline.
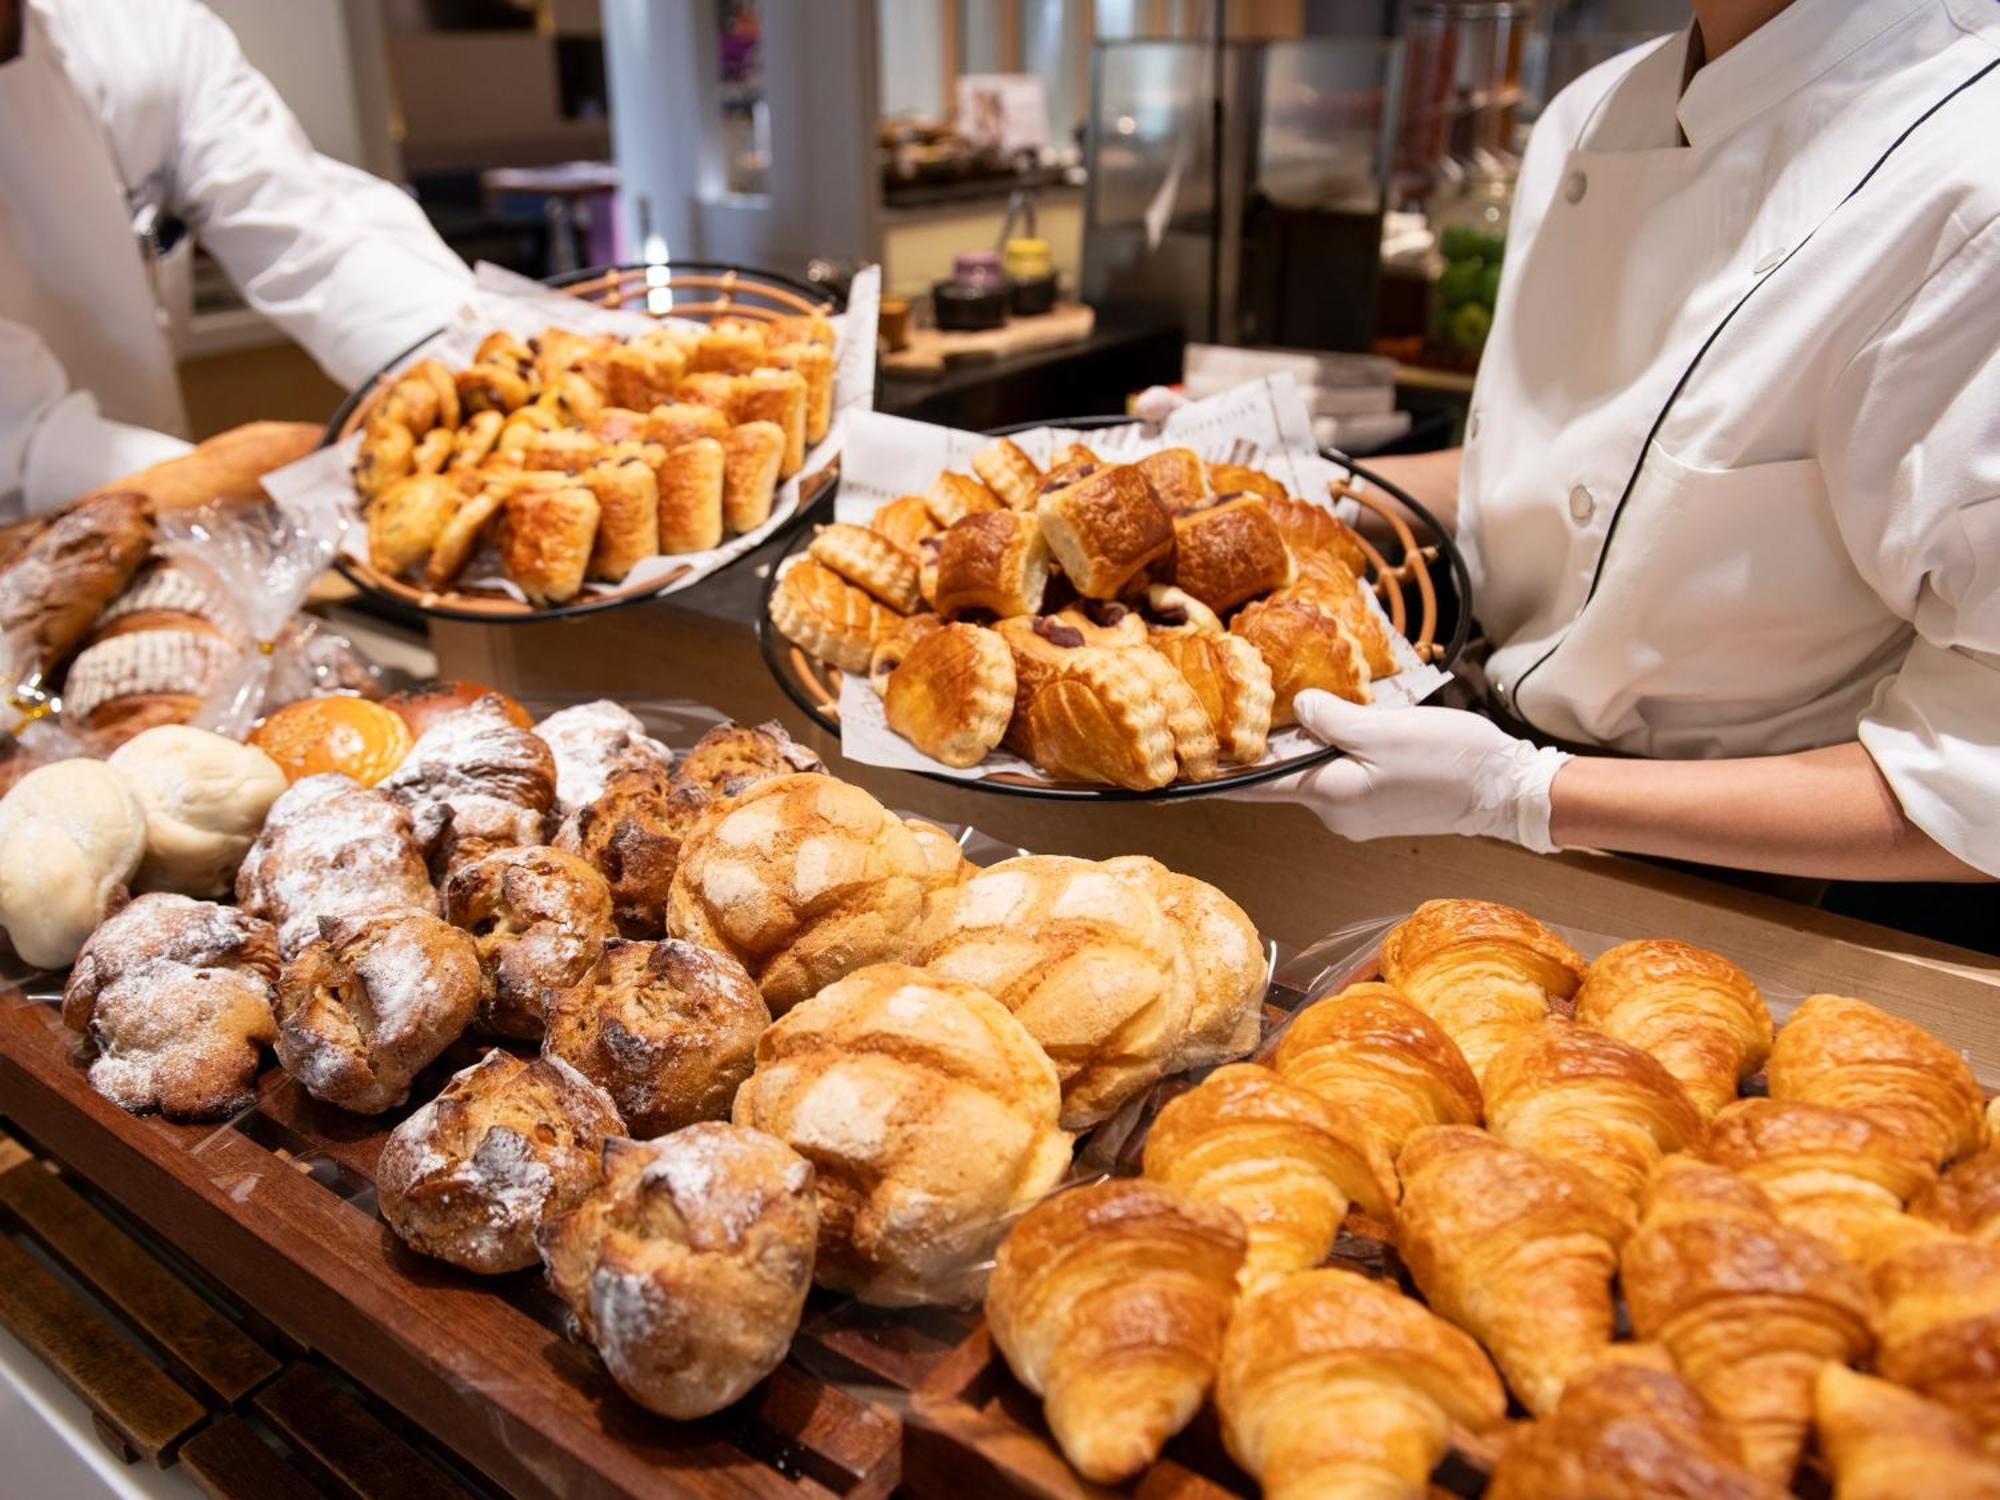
867, 611, 945, 696
1281, 549, 1397, 677
538, 1124, 817, 1418
809, 522, 921, 612
1114, 640, 1222, 781
1104, 854, 1265, 1070
274, 909, 482, 1113
690, 321, 767, 375
367, 474, 460, 577
544, 937, 770, 1136
985, 1179, 1243, 1482
498, 482, 598, 606
1149, 628, 1275, 765
519, 428, 605, 475
733, 963, 1070, 1305
971, 437, 1044, 511
918, 853, 1195, 1128
933, 510, 1052, 619
1230, 596, 1370, 719
1869, 1237, 2000, 1443
1138, 582, 1224, 635
643, 401, 730, 452
1914, 1148, 2000, 1244
728, 369, 807, 476
869, 493, 940, 551
423, 487, 503, 587
926, 471, 1004, 526
1169, 495, 1295, 612
1264, 494, 1370, 577
456, 363, 531, 418
998, 618, 1179, 791
356, 419, 416, 500
378, 1049, 623, 1274
604, 341, 687, 410
654, 435, 726, 554
1572, 938, 1771, 1118
441, 844, 614, 1039
883, 622, 1017, 768
766, 339, 835, 444
1134, 447, 1212, 516
1206, 462, 1289, 507
667, 773, 926, 1012
721, 419, 785, 533
1035, 463, 1174, 599
765, 555, 901, 675
580, 458, 659, 582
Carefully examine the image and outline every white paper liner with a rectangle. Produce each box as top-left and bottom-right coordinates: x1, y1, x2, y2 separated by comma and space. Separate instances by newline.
259, 260, 879, 608
829, 373, 1453, 784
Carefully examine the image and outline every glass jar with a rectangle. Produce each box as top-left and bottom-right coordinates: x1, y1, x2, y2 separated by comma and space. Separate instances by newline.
1427, 153, 1512, 362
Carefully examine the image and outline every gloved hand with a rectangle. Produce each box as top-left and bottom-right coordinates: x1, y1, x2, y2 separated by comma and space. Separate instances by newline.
1236, 690, 1572, 852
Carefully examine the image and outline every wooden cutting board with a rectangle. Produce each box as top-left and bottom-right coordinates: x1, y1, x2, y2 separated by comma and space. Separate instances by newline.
881, 303, 1096, 376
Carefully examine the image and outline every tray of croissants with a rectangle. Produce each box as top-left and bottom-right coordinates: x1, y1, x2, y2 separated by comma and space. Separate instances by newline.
5, 682, 1995, 1497
273, 262, 873, 621
760, 411, 1467, 798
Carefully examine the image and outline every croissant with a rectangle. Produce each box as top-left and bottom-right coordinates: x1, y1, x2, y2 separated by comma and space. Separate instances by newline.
985, 1180, 1245, 1484
1767, 992, 1984, 1168
1872, 1237, 2000, 1443
1915, 1149, 2000, 1243
1377, 899, 1586, 1079
1816, 1364, 2000, 1500
1486, 1345, 1786, 1500
1395, 1125, 1634, 1415
1621, 1156, 1871, 1484
1217, 1268, 1506, 1500
1481, 1021, 1705, 1207
1269, 982, 1483, 1156
1142, 1064, 1396, 1293
1702, 1098, 1943, 1268
1572, 938, 1771, 1117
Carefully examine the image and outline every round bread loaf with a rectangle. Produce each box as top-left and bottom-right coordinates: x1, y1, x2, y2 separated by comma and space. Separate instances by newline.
441, 844, 613, 1040
107, 726, 288, 898
0, 758, 148, 969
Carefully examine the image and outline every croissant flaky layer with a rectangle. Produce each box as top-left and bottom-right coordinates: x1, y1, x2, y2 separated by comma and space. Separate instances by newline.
1271, 982, 1484, 1155
1218, 1269, 1506, 1500
986, 1180, 1245, 1484
1572, 937, 1772, 1118
1872, 1237, 2000, 1443
1816, 1364, 2000, 1500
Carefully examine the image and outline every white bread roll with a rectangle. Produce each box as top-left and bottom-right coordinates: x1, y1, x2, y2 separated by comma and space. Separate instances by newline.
108, 726, 287, 898
0, 759, 147, 968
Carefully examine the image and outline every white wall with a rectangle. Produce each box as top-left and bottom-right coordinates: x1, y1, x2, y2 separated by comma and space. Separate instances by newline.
199, 0, 400, 176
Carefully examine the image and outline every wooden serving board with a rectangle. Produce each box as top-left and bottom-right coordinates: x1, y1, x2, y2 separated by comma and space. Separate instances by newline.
880, 304, 1096, 376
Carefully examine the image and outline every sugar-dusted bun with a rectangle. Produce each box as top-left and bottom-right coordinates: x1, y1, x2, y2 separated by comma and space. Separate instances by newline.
251, 695, 415, 787
441, 845, 614, 1040
538, 1123, 817, 1417
918, 854, 1196, 1128
379, 1050, 623, 1273
107, 726, 288, 898
274, 910, 481, 1113
235, 773, 434, 958
557, 764, 711, 937
666, 773, 927, 1013
382, 680, 533, 740
380, 694, 557, 870
543, 938, 770, 1137
732, 963, 1071, 1305
532, 698, 672, 815
0, 758, 148, 969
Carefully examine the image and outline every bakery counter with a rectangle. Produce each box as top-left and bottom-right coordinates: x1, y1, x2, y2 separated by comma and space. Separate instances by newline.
426, 586, 2000, 1058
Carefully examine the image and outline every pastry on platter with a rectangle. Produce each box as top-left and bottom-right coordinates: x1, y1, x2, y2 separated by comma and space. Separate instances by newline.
442, 844, 614, 1040
997, 617, 1178, 791
604, 341, 687, 411
423, 487, 503, 587
867, 611, 945, 695
580, 458, 659, 582
919, 853, 1195, 1128
1149, 628, 1275, 766
274, 909, 481, 1113
765, 555, 901, 675
355, 419, 415, 500
869, 493, 940, 551
533, 698, 672, 816
61, 893, 280, 1119
1169, 495, 1294, 612
381, 694, 557, 871
808, 522, 921, 613
667, 773, 926, 1012
456, 362, 532, 417
1207, 461, 1289, 507
236, 773, 434, 958
519, 428, 604, 475
728, 368, 807, 476
538, 1123, 817, 1418
1265, 494, 1370, 577
1111, 634, 1220, 781
690, 322, 766, 375
1572, 937, 1772, 1118
1134, 447, 1212, 516
971, 437, 1043, 511
1102, 854, 1265, 1070
766, 339, 834, 445
1872, 1236, 2000, 1439
734, 963, 1070, 1305
882, 621, 1016, 768
557, 764, 710, 937
1229, 596, 1370, 719
1137, 582, 1224, 636
1050, 441, 1100, 470
543, 937, 770, 1137
367, 474, 460, 577
378, 1049, 623, 1274
498, 482, 598, 606
643, 401, 730, 452
670, 719, 823, 801
653, 434, 727, 554
1035, 463, 1174, 599
1050, 600, 1147, 648
925, 471, 1004, 526
932, 510, 1051, 619
449, 408, 505, 467
1219, 1269, 1506, 1500
986, 1179, 1243, 1482
248, 696, 413, 788
720, 420, 786, 533
1281, 549, 1397, 677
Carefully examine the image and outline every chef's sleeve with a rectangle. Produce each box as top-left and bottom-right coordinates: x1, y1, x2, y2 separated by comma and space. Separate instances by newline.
155, 0, 472, 388
1819, 213, 2000, 877
0, 316, 191, 520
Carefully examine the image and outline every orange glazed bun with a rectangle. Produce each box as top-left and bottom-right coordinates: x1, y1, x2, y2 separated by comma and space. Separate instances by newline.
250, 696, 414, 787
381, 680, 532, 738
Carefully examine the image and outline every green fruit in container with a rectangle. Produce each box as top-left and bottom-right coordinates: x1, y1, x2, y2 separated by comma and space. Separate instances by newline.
1440, 224, 1482, 260
1449, 301, 1493, 352
1474, 232, 1507, 263
1439, 259, 1485, 308
1480, 262, 1503, 308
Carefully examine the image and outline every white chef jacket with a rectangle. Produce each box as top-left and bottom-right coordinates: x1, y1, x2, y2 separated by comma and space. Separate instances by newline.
0, 0, 473, 518
1459, 0, 2000, 876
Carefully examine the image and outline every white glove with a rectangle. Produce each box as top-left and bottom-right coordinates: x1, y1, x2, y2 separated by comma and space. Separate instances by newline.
1237, 690, 1571, 852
